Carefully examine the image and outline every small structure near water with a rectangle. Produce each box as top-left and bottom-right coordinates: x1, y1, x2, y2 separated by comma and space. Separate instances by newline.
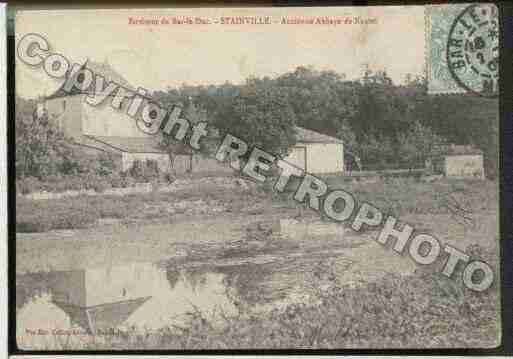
427, 144, 484, 179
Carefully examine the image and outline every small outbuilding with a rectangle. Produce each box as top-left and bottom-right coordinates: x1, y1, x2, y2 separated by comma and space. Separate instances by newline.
284, 127, 344, 174
428, 144, 484, 179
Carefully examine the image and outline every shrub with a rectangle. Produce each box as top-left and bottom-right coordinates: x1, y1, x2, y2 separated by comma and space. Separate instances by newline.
96, 151, 118, 177
163, 172, 176, 184
61, 176, 84, 191
16, 213, 52, 232
81, 174, 112, 193
145, 159, 160, 179
39, 174, 70, 193
129, 160, 144, 179
92, 180, 110, 193
147, 266, 498, 349
127, 159, 161, 182
84, 195, 143, 219
109, 172, 132, 188
16, 197, 99, 232
16, 177, 42, 195
17, 175, 87, 195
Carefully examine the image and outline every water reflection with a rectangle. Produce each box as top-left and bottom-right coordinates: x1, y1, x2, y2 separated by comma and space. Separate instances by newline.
16, 219, 418, 349
16, 262, 237, 348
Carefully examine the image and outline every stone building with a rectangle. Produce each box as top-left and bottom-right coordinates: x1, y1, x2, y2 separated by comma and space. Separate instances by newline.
37, 59, 173, 172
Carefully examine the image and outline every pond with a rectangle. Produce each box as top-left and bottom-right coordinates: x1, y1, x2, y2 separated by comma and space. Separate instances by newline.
16, 218, 419, 349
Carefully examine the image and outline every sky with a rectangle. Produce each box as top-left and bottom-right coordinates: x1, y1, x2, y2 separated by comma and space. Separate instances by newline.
16, 6, 425, 99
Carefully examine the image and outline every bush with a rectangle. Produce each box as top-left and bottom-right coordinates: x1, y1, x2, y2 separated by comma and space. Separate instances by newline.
145, 159, 160, 179
127, 159, 161, 182
109, 172, 132, 188
162, 172, 176, 184
40, 174, 64, 192
61, 176, 84, 191
92, 180, 110, 193
84, 195, 144, 219
96, 151, 117, 177
129, 160, 144, 179
81, 174, 112, 193
17, 156, 166, 195
16, 197, 99, 232
17, 175, 86, 195
16, 177, 42, 195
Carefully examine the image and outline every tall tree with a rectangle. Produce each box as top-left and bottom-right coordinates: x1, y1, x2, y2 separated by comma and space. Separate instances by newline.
276, 67, 358, 137
397, 121, 445, 170
212, 78, 297, 157
15, 97, 74, 178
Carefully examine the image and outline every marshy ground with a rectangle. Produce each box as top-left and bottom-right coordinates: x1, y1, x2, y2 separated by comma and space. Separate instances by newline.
15, 176, 501, 349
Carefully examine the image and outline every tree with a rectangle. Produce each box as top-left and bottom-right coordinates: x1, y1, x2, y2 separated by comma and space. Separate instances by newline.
212, 79, 297, 157
15, 96, 117, 178
276, 66, 358, 136
415, 95, 498, 178
397, 121, 445, 170
15, 97, 77, 178
354, 78, 412, 138
152, 65, 497, 176
357, 133, 395, 170
336, 122, 358, 153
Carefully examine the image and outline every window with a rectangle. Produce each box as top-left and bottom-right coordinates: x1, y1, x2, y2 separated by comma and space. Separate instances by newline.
62, 100, 66, 111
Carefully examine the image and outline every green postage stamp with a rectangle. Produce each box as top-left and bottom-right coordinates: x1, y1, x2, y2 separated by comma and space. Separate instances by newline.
426, 3, 499, 97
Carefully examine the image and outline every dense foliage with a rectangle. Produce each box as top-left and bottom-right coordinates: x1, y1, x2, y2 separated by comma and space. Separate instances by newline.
17, 65, 499, 180
15, 97, 118, 180
212, 78, 298, 157
15, 97, 76, 178
154, 67, 498, 176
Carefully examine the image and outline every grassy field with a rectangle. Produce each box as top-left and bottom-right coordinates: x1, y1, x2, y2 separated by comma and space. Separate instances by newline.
16, 179, 272, 232
17, 176, 498, 233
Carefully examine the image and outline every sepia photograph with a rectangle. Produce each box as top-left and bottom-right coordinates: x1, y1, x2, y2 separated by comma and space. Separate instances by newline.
13, 4, 501, 350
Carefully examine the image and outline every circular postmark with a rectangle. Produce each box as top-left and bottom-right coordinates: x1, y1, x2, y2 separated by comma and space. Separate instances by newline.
446, 4, 499, 97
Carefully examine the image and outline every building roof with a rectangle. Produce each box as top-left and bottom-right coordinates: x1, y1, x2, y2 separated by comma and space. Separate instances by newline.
86, 60, 135, 90
82, 135, 194, 155
294, 126, 343, 144
53, 296, 151, 334
47, 59, 135, 99
84, 135, 166, 154
442, 144, 483, 156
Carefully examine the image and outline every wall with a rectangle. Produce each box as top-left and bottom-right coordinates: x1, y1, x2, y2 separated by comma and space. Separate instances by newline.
81, 96, 151, 138
171, 154, 235, 175
72, 138, 124, 171
283, 143, 344, 174
306, 143, 344, 174
172, 155, 192, 174
444, 154, 484, 178
191, 155, 234, 175
45, 95, 84, 139
122, 152, 171, 172
46, 94, 153, 138
285, 145, 306, 170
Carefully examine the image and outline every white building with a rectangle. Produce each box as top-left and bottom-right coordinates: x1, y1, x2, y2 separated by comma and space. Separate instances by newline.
285, 127, 344, 174
36, 60, 173, 172
429, 144, 485, 179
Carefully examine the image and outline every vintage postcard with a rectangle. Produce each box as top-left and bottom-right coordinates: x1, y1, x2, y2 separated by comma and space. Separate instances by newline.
13, 4, 500, 351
